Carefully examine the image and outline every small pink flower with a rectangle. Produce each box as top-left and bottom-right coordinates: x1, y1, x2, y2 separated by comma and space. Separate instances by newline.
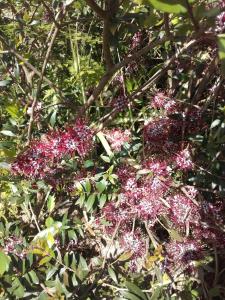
217, 11, 225, 31
120, 230, 145, 256
111, 95, 129, 111
145, 159, 170, 176
164, 100, 177, 113
167, 194, 200, 227
165, 238, 203, 266
175, 148, 194, 170
151, 92, 168, 109
131, 31, 143, 50
151, 93, 178, 113
104, 129, 131, 152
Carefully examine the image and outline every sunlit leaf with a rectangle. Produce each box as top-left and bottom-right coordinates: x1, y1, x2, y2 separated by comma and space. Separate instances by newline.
0, 251, 11, 276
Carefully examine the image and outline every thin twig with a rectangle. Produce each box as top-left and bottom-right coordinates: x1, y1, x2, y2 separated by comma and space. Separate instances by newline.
79, 37, 169, 115
185, 0, 199, 32
85, 0, 107, 19
28, 202, 41, 232
27, 24, 61, 142
102, 220, 121, 269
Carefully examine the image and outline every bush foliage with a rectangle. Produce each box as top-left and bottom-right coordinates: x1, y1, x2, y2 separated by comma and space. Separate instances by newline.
1, 0, 225, 299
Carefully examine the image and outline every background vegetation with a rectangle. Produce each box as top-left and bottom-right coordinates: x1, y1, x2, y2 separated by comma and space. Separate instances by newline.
0, 0, 225, 299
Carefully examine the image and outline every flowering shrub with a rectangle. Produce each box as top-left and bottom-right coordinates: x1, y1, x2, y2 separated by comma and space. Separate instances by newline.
11, 119, 93, 179
1, 0, 225, 299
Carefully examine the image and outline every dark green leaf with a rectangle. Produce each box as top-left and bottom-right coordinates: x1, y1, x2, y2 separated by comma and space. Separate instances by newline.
125, 282, 148, 300
148, 0, 187, 13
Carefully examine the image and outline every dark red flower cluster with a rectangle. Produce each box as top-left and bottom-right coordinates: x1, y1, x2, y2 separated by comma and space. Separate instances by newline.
144, 94, 204, 158
101, 91, 225, 273
110, 74, 129, 111
111, 95, 129, 111
165, 238, 203, 272
11, 119, 93, 179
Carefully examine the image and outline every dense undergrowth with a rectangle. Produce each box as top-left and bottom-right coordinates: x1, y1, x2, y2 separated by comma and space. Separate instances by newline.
1, 0, 225, 299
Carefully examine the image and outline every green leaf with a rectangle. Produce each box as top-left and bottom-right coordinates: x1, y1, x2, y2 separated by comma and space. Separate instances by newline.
99, 194, 107, 208
13, 284, 25, 299
96, 180, 106, 193
6, 104, 20, 120
86, 194, 96, 212
39, 255, 52, 266
0, 80, 11, 87
76, 194, 85, 206
210, 119, 221, 129
108, 267, 118, 283
84, 160, 94, 168
47, 195, 55, 213
84, 179, 92, 194
33, 222, 62, 243
218, 34, 225, 75
100, 155, 111, 163
148, 0, 187, 13
79, 255, 89, 270
50, 110, 57, 127
0, 250, 11, 276
121, 291, 142, 300
118, 251, 133, 262
46, 266, 58, 280
0, 130, 16, 137
28, 270, 39, 284
150, 287, 162, 300
169, 229, 183, 242
125, 282, 148, 300
45, 217, 54, 228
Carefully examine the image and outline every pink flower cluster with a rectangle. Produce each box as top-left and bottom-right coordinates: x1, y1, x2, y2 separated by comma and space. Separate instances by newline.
103, 159, 225, 270
101, 90, 225, 273
217, 11, 225, 31
165, 238, 203, 270
4, 236, 26, 259
167, 193, 200, 227
11, 119, 93, 179
151, 92, 177, 113
111, 95, 129, 111
131, 31, 143, 50
175, 148, 194, 170
104, 129, 131, 152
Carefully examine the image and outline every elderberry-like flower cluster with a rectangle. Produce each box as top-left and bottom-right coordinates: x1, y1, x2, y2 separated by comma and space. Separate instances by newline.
11, 119, 93, 179
104, 128, 131, 152
101, 90, 225, 273
151, 92, 178, 114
